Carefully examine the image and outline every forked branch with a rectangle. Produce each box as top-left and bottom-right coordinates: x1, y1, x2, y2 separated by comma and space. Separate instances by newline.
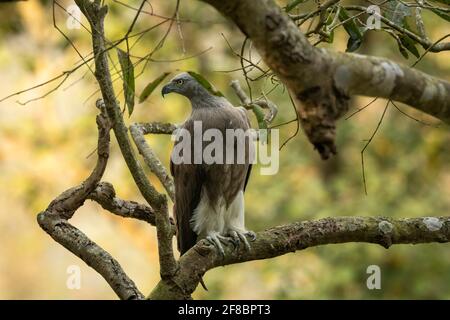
75, 0, 177, 283
37, 0, 450, 301
37, 100, 144, 300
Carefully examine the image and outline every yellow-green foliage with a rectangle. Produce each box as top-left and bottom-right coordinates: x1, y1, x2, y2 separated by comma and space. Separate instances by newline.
0, 0, 448, 299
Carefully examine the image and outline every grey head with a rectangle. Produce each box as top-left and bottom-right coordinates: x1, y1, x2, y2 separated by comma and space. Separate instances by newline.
161, 72, 225, 108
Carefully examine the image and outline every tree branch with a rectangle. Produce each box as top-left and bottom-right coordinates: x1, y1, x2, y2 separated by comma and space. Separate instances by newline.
37, 100, 144, 300
130, 122, 176, 201
88, 181, 175, 230
136, 121, 178, 135
344, 5, 450, 52
230, 80, 278, 123
37, 0, 450, 300
75, 0, 177, 281
200, 0, 450, 159
149, 215, 450, 299
75, 0, 165, 210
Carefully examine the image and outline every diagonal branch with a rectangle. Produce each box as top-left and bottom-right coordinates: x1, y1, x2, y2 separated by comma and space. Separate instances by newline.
37, 100, 144, 300
75, 0, 165, 210
149, 215, 450, 299
130, 122, 176, 201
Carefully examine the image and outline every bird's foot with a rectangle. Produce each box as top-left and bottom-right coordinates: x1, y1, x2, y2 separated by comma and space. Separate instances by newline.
228, 230, 257, 252
206, 232, 233, 258
246, 230, 257, 242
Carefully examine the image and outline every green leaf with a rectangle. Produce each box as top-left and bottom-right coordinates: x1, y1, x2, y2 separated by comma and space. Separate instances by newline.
399, 34, 420, 58
326, 12, 334, 25
339, 8, 361, 39
346, 37, 362, 52
187, 71, 224, 97
431, 9, 450, 22
251, 104, 268, 143
394, 37, 409, 59
139, 72, 170, 103
397, 44, 409, 59
338, 8, 364, 52
395, 38, 409, 59
285, 0, 308, 12
382, 29, 409, 59
325, 29, 335, 44
117, 48, 135, 116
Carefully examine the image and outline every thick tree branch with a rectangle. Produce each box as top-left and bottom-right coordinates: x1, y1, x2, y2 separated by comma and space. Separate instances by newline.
200, 0, 450, 159
38, 0, 450, 301
37, 101, 144, 300
38, 217, 144, 300
149, 216, 450, 299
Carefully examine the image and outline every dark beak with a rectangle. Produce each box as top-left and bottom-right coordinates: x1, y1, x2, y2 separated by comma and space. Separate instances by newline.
161, 84, 172, 98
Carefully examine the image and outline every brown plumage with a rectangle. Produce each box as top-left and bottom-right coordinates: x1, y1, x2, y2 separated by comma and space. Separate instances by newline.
170, 107, 252, 255
162, 72, 255, 258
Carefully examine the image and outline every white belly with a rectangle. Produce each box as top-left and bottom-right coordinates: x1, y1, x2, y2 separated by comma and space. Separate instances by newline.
190, 189, 246, 239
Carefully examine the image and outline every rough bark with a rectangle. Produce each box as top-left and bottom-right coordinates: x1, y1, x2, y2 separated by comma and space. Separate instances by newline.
149, 216, 450, 299
36, 0, 450, 300
76, 0, 165, 210
200, 0, 450, 159
88, 181, 175, 229
75, 0, 178, 282
37, 101, 144, 300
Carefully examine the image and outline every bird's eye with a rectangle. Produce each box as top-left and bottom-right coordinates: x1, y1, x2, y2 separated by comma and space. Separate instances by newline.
176, 79, 184, 86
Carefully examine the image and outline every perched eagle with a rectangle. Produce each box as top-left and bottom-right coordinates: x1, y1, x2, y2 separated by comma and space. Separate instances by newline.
162, 72, 255, 257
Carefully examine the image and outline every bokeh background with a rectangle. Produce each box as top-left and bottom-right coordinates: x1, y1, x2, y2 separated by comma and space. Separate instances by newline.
0, 0, 449, 299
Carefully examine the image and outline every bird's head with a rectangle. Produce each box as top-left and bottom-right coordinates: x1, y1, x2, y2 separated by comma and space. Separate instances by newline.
161, 72, 211, 100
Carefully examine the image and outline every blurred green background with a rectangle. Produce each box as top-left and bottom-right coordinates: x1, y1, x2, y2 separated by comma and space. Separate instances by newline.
0, 0, 449, 299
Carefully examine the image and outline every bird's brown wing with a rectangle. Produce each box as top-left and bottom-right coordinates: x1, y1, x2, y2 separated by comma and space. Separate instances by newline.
170, 118, 205, 256
170, 159, 203, 256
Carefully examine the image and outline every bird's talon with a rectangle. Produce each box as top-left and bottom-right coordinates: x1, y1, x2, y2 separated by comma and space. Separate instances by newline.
218, 234, 233, 245
228, 238, 239, 249
234, 231, 251, 251
228, 231, 241, 251
206, 234, 226, 258
246, 231, 257, 242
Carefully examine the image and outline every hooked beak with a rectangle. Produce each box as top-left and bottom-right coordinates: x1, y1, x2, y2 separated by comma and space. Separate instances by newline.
161, 84, 172, 98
